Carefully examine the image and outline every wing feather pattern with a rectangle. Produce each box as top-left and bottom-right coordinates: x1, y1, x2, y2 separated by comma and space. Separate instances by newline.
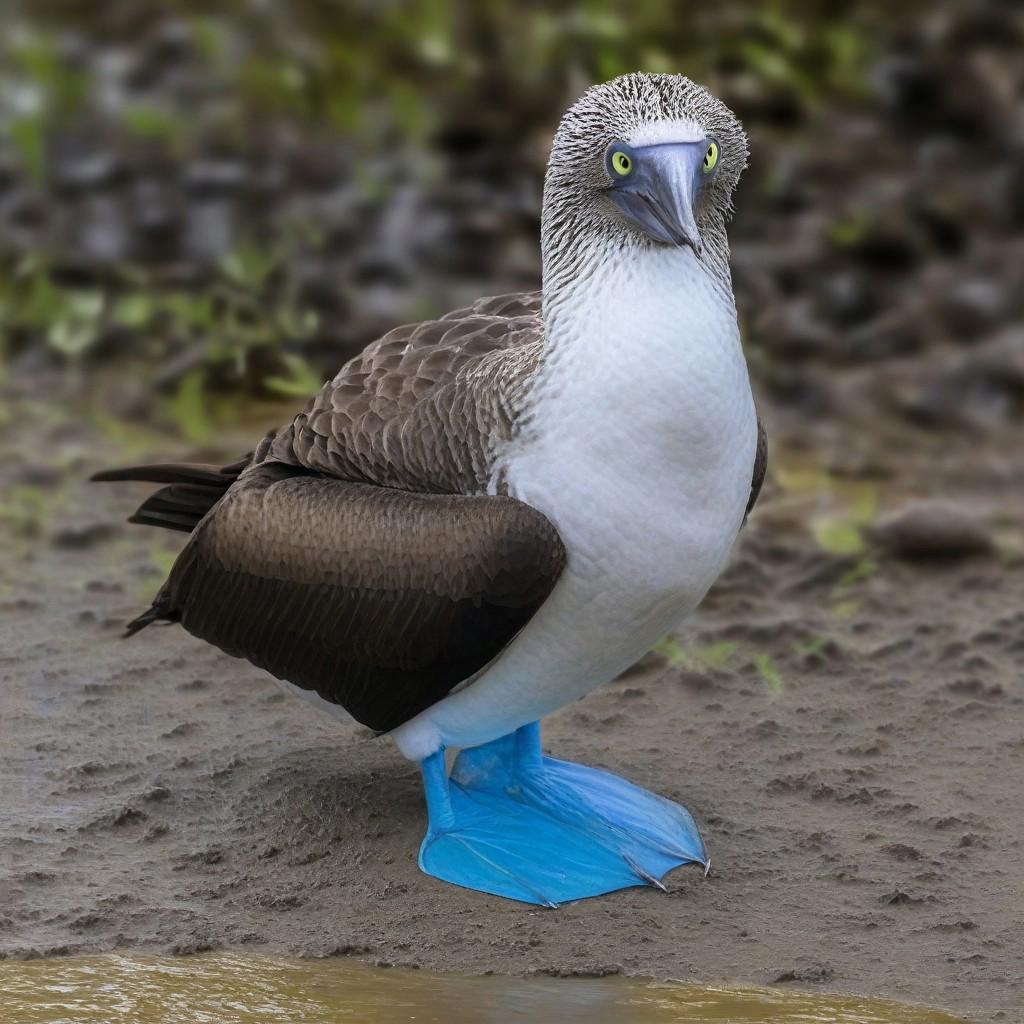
140, 462, 566, 732
263, 292, 543, 495
746, 415, 768, 519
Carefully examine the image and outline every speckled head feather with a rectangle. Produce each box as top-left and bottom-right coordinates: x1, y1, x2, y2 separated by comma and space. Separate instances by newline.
541, 73, 748, 293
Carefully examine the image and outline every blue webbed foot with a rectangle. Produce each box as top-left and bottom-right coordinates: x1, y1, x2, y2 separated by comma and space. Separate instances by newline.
417, 722, 707, 906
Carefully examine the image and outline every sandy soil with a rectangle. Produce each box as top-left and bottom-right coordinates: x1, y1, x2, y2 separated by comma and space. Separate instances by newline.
1, 405, 1021, 1024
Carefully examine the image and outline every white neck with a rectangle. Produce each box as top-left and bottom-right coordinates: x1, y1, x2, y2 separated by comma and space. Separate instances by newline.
506, 237, 748, 479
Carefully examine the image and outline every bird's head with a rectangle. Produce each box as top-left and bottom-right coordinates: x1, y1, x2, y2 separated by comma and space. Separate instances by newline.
543, 73, 747, 278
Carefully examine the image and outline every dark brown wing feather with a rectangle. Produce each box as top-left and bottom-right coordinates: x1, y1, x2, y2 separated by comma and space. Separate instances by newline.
262, 292, 543, 494
138, 462, 566, 732
746, 415, 768, 519
91, 457, 251, 533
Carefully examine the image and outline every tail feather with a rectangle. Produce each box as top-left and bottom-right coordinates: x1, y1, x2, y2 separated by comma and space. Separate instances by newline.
127, 481, 233, 533
92, 455, 251, 535
124, 603, 174, 637
94, 454, 251, 635
90, 456, 250, 487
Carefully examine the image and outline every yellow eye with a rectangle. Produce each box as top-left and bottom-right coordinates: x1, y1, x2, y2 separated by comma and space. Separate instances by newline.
703, 141, 719, 173
611, 150, 632, 176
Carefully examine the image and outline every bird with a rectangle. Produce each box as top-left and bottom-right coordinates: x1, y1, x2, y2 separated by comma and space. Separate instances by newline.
94, 72, 766, 907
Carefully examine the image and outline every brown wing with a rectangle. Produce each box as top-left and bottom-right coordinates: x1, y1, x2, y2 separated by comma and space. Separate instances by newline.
136, 462, 566, 732
745, 415, 768, 519
261, 292, 543, 495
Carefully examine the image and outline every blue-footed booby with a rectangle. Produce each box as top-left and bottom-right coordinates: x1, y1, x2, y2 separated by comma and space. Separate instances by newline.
95, 72, 766, 906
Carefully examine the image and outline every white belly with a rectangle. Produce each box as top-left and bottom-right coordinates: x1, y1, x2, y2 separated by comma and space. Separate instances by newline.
391, 245, 758, 760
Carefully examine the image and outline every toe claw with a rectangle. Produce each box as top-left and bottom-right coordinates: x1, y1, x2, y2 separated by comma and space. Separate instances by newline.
624, 854, 668, 892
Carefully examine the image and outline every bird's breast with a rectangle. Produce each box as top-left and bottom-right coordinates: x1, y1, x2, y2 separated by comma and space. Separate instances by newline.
498, 251, 757, 623
503, 398, 756, 639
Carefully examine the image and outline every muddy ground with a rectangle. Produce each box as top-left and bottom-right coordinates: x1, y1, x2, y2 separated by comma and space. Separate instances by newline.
2, 5, 1024, 1023
1, 400, 1021, 1024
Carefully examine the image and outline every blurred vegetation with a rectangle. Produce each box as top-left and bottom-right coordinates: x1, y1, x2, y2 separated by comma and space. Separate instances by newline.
1, 0, 1022, 445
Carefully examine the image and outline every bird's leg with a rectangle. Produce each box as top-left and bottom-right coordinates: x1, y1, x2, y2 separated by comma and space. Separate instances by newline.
513, 719, 542, 769
417, 722, 707, 906
419, 748, 455, 831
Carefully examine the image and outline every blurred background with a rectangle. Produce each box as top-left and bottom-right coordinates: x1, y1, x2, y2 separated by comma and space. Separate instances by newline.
1, 0, 1021, 450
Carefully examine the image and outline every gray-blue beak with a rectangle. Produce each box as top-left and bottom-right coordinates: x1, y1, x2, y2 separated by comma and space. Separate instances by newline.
607, 141, 709, 255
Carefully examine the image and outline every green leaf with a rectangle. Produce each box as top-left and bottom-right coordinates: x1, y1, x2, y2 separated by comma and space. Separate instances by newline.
813, 518, 866, 556
48, 318, 99, 356
66, 291, 103, 320
278, 305, 319, 340
652, 636, 692, 668
189, 17, 223, 63
162, 292, 215, 330
835, 557, 877, 590
44, 290, 103, 356
693, 641, 738, 670
264, 353, 323, 398
114, 294, 156, 330
795, 634, 831, 657
9, 117, 46, 184
831, 599, 861, 620
17, 268, 61, 327
164, 370, 213, 445
850, 485, 878, 526
122, 104, 184, 145
150, 548, 179, 577
221, 244, 279, 291
0, 485, 50, 539
754, 654, 784, 696
828, 213, 871, 248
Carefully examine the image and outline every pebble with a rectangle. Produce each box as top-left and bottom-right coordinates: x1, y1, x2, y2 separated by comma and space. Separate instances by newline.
866, 502, 994, 559
51, 521, 119, 549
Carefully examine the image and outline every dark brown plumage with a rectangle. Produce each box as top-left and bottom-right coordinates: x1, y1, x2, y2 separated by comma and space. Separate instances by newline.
746, 417, 768, 519
130, 462, 566, 732
93, 294, 564, 732
264, 292, 543, 495
92, 457, 251, 533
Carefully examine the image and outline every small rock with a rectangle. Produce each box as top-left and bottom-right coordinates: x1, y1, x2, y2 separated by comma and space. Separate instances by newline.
51, 521, 118, 549
16, 463, 65, 487
80, 805, 147, 831
882, 842, 922, 861
169, 937, 218, 956
941, 278, 1006, 342
865, 502, 993, 559
871, 56, 941, 116
50, 146, 123, 194
880, 887, 925, 906
535, 964, 622, 978
184, 159, 248, 198
755, 297, 834, 361
256, 893, 303, 911
771, 962, 834, 984
817, 270, 879, 328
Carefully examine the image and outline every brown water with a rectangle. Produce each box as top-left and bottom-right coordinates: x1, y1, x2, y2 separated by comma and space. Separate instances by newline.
1, 953, 964, 1023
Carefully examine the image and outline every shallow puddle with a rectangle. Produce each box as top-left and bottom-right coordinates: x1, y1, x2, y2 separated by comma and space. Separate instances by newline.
1, 953, 963, 1023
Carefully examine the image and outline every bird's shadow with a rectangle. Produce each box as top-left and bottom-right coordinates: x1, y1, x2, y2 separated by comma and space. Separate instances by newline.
236, 743, 425, 845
